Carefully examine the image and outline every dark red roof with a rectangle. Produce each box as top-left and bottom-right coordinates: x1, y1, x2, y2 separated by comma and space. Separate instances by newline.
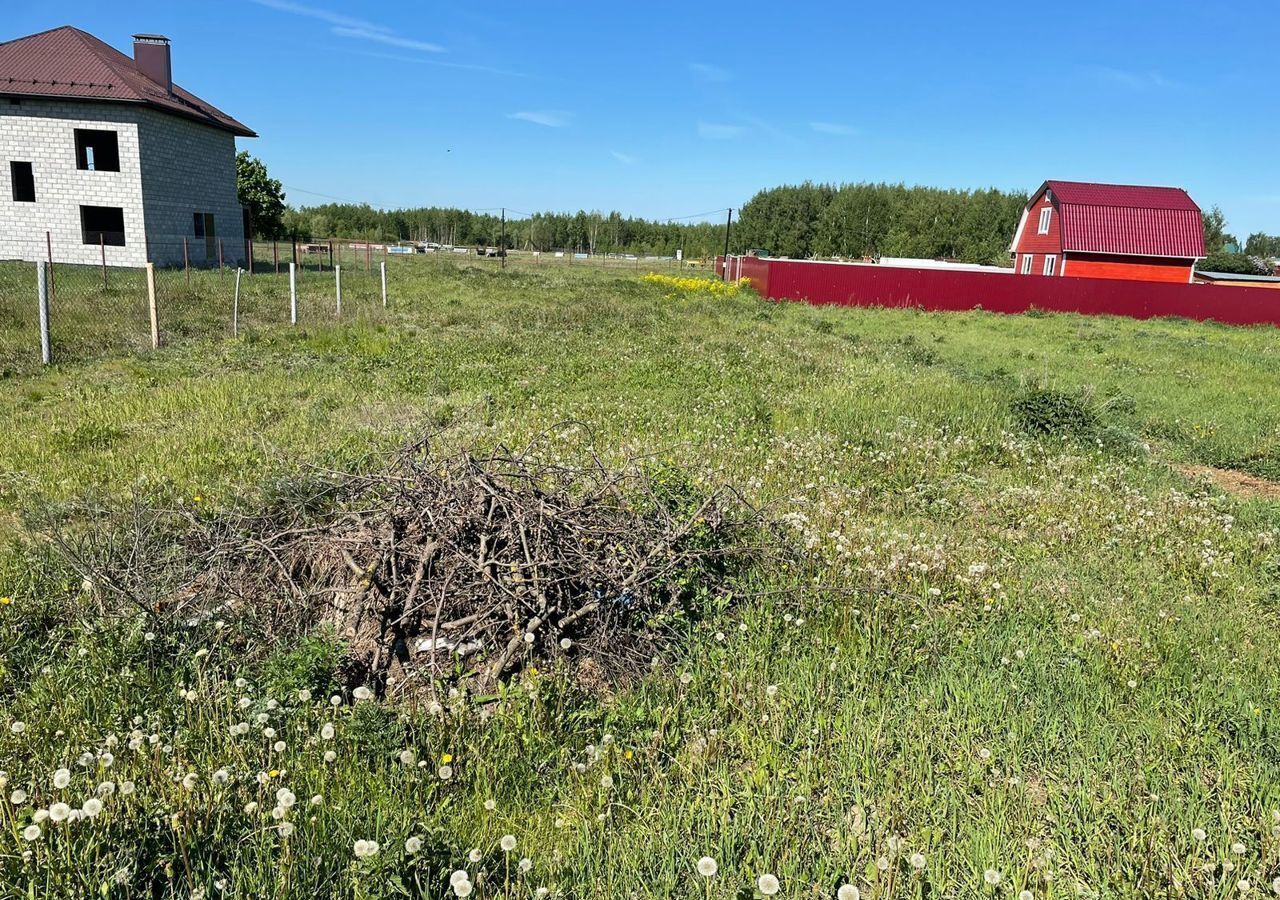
1037, 180, 1204, 259
0, 26, 255, 137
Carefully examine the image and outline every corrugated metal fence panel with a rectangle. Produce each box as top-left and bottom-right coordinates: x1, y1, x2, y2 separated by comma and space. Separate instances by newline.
744, 259, 1280, 327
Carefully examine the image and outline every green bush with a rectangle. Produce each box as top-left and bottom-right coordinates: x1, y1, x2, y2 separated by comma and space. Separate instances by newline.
1011, 386, 1097, 436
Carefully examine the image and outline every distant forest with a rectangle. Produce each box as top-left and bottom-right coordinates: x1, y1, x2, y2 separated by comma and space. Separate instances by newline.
276, 182, 1029, 263
279, 204, 726, 258
276, 182, 1269, 268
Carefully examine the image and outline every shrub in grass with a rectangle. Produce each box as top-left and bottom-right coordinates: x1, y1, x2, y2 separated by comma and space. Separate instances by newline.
1011, 386, 1097, 436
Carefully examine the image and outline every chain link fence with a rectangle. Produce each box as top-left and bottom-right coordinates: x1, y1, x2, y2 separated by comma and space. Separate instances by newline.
0, 235, 395, 376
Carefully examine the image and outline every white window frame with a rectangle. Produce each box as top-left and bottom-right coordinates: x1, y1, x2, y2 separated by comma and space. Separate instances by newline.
1037, 207, 1052, 234
1043, 254, 1057, 276
1021, 253, 1034, 274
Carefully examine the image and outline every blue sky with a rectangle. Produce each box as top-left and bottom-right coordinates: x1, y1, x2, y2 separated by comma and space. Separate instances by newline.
8, 0, 1278, 235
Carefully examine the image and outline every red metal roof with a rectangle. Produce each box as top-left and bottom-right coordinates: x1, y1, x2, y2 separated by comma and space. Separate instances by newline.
1037, 180, 1204, 259
0, 26, 255, 137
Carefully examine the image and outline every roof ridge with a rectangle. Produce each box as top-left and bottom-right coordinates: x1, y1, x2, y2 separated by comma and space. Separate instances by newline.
0, 24, 79, 49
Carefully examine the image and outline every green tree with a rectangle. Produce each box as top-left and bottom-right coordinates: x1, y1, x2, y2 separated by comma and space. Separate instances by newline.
1244, 232, 1280, 259
1201, 206, 1237, 255
236, 152, 286, 239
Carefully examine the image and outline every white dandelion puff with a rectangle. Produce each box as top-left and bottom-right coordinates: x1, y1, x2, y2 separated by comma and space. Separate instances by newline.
53, 768, 71, 789
984, 869, 1003, 886
500, 834, 517, 852
696, 857, 718, 877
837, 886, 860, 900
757, 874, 780, 896
353, 839, 380, 858
22, 824, 41, 841
82, 798, 103, 817
405, 835, 423, 853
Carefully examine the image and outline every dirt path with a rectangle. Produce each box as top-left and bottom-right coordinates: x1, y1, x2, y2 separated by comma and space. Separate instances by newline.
1177, 464, 1280, 500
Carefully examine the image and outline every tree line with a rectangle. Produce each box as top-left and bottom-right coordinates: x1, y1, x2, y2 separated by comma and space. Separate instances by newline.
237, 153, 1272, 269
276, 204, 728, 258
733, 182, 1030, 265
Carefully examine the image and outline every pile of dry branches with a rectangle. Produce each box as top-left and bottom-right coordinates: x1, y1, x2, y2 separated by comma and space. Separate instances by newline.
51, 436, 760, 694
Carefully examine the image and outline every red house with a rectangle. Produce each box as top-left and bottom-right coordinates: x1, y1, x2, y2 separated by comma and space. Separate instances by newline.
1010, 180, 1205, 283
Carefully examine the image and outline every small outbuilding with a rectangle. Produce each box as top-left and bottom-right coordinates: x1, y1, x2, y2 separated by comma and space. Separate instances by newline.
1011, 180, 1205, 283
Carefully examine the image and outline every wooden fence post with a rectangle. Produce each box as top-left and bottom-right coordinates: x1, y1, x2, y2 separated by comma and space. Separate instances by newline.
273, 240, 279, 275
36, 261, 50, 365
218, 239, 224, 275
289, 262, 297, 325
146, 262, 159, 349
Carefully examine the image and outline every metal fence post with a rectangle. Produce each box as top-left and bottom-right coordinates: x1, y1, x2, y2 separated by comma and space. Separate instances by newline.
335, 264, 342, 317
100, 235, 107, 289
183, 237, 190, 287
380, 260, 387, 308
289, 262, 297, 325
233, 267, 242, 337
146, 262, 159, 350
36, 261, 50, 365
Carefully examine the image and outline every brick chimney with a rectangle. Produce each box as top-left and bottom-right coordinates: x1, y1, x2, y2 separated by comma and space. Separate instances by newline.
132, 34, 172, 93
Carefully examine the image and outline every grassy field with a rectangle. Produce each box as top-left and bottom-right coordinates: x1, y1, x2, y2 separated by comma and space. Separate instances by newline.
1, 259, 1280, 898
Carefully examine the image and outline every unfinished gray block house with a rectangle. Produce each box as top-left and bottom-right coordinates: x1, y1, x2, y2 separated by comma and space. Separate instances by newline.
0, 27, 256, 268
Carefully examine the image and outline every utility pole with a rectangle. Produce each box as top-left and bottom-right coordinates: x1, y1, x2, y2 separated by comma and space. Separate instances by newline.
501, 208, 506, 269
722, 208, 733, 280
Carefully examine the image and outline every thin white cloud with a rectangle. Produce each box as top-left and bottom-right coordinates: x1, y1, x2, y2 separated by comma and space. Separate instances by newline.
697, 121, 744, 140
1083, 65, 1177, 91
249, 0, 388, 32
508, 110, 571, 127
330, 26, 445, 53
810, 121, 856, 136
333, 47, 526, 78
690, 62, 732, 83
611, 151, 638, 164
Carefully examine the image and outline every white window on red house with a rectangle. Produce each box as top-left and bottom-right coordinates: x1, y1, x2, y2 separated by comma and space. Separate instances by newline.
1043, 255, 1057, 276
1038, 207, 1052, 234
1021, 254, 1034, 274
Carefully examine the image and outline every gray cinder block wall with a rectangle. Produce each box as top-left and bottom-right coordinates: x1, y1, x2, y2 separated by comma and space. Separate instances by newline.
0, 98, 245, 268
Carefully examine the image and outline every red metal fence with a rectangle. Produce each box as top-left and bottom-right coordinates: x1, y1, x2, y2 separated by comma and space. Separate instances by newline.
717, 256, 1280, 327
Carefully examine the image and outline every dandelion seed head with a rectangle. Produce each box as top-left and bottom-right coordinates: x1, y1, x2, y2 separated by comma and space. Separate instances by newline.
984, 869, 1003, 886
1192, 828, 1207, 841
500, 834, 517, 852
22, 824, 41, 841
484, 799, 497, 811
757, 874, 780, 896
518, 857, 532, 873
49, 802, 71, 822
910, 852, 926, 870
837, 886, 860, 900
10, 789, 27, 805
468, 848, 482, 863
405, 835, 423, 853
82, 797, 103, 817
696, 857, 718, 877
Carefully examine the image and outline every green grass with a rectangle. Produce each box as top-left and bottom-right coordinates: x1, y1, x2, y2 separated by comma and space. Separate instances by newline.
1, 260, 1280, 898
